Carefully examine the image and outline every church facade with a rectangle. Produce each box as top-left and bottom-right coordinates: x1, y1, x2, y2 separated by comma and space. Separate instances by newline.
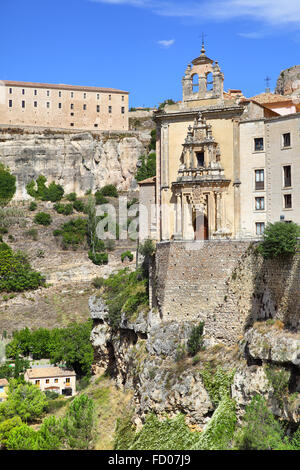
139, 45, 300, 241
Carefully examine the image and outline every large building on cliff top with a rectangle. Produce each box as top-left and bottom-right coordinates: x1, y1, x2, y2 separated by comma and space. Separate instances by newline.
139, 43, 300, 240
0, 80, 129, 131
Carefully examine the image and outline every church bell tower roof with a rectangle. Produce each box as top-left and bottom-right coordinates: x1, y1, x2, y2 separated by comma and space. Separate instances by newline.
191, 41, 214, 66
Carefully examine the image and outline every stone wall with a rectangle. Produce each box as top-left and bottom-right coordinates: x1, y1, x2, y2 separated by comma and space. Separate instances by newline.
0, 129, 149, 199
151, 240, 300, 345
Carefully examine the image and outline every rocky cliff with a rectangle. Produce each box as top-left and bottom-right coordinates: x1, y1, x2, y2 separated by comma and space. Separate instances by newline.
90, 247, 300, 430
0, 128, 150, 199
275, 65, 300, 97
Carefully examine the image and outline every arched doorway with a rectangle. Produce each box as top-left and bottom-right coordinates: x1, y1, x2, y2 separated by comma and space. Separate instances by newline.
193, 210, 209, 240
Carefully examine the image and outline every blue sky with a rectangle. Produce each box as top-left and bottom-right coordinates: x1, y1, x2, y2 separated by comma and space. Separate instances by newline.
1, 0, 300, 107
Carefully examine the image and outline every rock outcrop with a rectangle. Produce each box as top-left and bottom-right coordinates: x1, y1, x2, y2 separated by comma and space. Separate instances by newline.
0, 129, 149, 199
275, 65, 300, 97
90, 295, 300, 428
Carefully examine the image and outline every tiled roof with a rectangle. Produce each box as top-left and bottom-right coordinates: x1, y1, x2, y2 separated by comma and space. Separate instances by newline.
0, 378, 9, 387
26, 366, 76, 379
2, 80, 129, 95
249, 92, 292, 104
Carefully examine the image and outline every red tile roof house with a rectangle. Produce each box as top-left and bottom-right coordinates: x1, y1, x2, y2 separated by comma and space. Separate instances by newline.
24, 366, 76, 396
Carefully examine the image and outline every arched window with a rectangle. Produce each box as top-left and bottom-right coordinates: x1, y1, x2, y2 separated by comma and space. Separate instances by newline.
206, 72, 213, 91
192, 74, 199, 93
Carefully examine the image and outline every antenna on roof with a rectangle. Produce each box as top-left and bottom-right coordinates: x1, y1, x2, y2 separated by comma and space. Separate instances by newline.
265, 76, 271, 93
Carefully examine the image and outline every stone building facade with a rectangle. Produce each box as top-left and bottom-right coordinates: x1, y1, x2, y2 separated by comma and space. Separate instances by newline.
139, 44, 300, 241
0, 81, 129, 131
239, 111, 300, 236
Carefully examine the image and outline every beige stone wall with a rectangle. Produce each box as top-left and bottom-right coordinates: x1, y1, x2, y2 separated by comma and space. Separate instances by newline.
239, 119, 267, 237
151, 241, 300, 345
0, 82, 129, 131
266, 114, 300, 224
139, 183, 157, 241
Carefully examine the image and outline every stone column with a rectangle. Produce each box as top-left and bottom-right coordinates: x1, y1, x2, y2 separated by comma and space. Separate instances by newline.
215, 191, 222, 232
182, 195, 194, 240
174, 192, 182, 240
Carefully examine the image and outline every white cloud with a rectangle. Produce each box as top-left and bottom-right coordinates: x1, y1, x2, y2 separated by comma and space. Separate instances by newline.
157, 39, 175, 48
91, 0, 300, 28
238, 31, 266, 39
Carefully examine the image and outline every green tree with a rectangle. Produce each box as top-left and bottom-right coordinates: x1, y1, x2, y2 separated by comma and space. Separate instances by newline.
158, 99, 176, 110
187, 322, 205, 356
0, 416, 22, 449
0, 244, 45, 293
63, 394, 95, 449
49, 322, 94, 376
135, 153, 156, 182
258, 221, 300, 259
0, 164, 16, 207
36, 415, 64, 450
0, 380, 48, 422
34, 212, 52, 226
234, 395, 285, 450
5, 423, 38, 450
26, 175, 64, 202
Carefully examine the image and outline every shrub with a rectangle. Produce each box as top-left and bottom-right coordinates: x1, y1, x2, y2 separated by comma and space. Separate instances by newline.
233, 395, 285, 450
139, 239, 156, 257
0, 244, 45, 292
34, 212, 52, 226
26, 175, 64, 202
264, 365, 290, 407
53, 203, 73, 215
91, 277, 105, 289
193, 396, 237, 450
101, 268, 148, 330
121, 251, 134, 262
200, 365, 235, 407
115, 413, 201, 450
24, 229, 38, 241
105, 239, 116, 251
29, 201, 37, 211
94, 191, 109, 205
127, 197, 139, 209
99, 184, 118, 197
135, 153, 156, 182
55, 218, 87, 248
257, 221, 300, 259
53, 229, 62, 237
66, 192, 77, 202
88, 251, 108, 265
0, 164, 16, 207
187, 322, 205, 356
73, 199, 85, 212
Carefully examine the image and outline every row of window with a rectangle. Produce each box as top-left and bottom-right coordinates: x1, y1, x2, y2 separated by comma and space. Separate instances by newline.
255, 193, 292, 211
8, 88, 125, 101
8, 100, 125, 114
254, 165, 292, 191
254, 132, 291, 152
35, 378, 71, 385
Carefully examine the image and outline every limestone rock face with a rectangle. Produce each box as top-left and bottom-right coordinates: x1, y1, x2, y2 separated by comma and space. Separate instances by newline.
275, 65, 300, 96
90, 295, 300, 427
0, 131, 148, 199
242, 326, 300, 366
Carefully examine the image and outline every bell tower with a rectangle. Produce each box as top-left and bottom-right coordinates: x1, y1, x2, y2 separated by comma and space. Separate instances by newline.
182, 41, 224, 102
